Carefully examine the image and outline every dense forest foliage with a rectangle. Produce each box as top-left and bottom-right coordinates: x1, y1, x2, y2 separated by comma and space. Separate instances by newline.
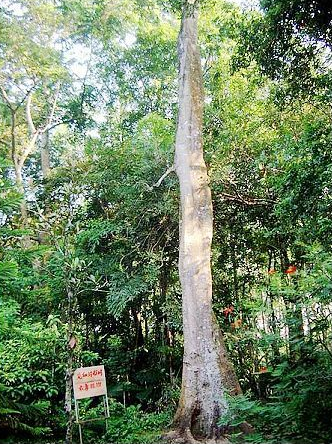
1, 0, 332, 443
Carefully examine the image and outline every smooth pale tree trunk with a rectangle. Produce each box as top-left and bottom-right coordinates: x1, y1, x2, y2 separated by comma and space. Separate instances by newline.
14, 164, 28, 224
14, 163, 33, 248
39, 130, 51, 243
41, 130, 51, 179
170, 1, 242, 441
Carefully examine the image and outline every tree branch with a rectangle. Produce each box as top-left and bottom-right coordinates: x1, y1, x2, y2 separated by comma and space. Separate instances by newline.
147, 165, 175, 191
26, 91, 36, 134
15, 83, 37, 111
18, 131, 40, 169
47, 118, 74, 132
0, 85, 14, 110
219, 192, 275, 206
43, 81, 61, 131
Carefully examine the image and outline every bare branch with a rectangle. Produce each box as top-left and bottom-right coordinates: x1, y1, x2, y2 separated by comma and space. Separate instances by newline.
42, 81, 61, 132
0, 85, 14, 110
26, 91, 36, 134
47, 118, 74, 131
1, 82, 37, 112
147, 164, 175, 191
18, 130, 40, 169
219, 192, 275, 206
15, 83, 37, 111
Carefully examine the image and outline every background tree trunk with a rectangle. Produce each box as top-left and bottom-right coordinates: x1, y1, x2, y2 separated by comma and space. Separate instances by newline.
14, 164, 28, 225
41, 130, 51, 179
172, 1, 241, 440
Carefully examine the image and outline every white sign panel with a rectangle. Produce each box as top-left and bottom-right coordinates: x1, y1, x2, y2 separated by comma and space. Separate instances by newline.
73, 365, 107, 400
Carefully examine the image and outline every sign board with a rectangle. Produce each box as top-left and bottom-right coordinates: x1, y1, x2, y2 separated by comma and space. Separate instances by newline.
73, 365, 107, 400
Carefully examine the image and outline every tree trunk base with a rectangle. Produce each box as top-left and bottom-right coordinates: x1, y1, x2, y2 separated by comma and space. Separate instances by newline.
162, 428, 230, 444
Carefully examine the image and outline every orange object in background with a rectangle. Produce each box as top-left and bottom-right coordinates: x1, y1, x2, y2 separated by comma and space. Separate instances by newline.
268, 268, 276, 275
223, 305, 234, 317
233, 319, 242, 328
285, 265, 297, 274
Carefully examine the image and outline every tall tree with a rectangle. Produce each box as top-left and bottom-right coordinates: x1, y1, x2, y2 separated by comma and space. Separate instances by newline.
0, 1, 65, 224
169, 0, 241, 441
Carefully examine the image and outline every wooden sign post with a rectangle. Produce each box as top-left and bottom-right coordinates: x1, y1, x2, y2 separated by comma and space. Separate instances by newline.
72, 365, 110, 444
